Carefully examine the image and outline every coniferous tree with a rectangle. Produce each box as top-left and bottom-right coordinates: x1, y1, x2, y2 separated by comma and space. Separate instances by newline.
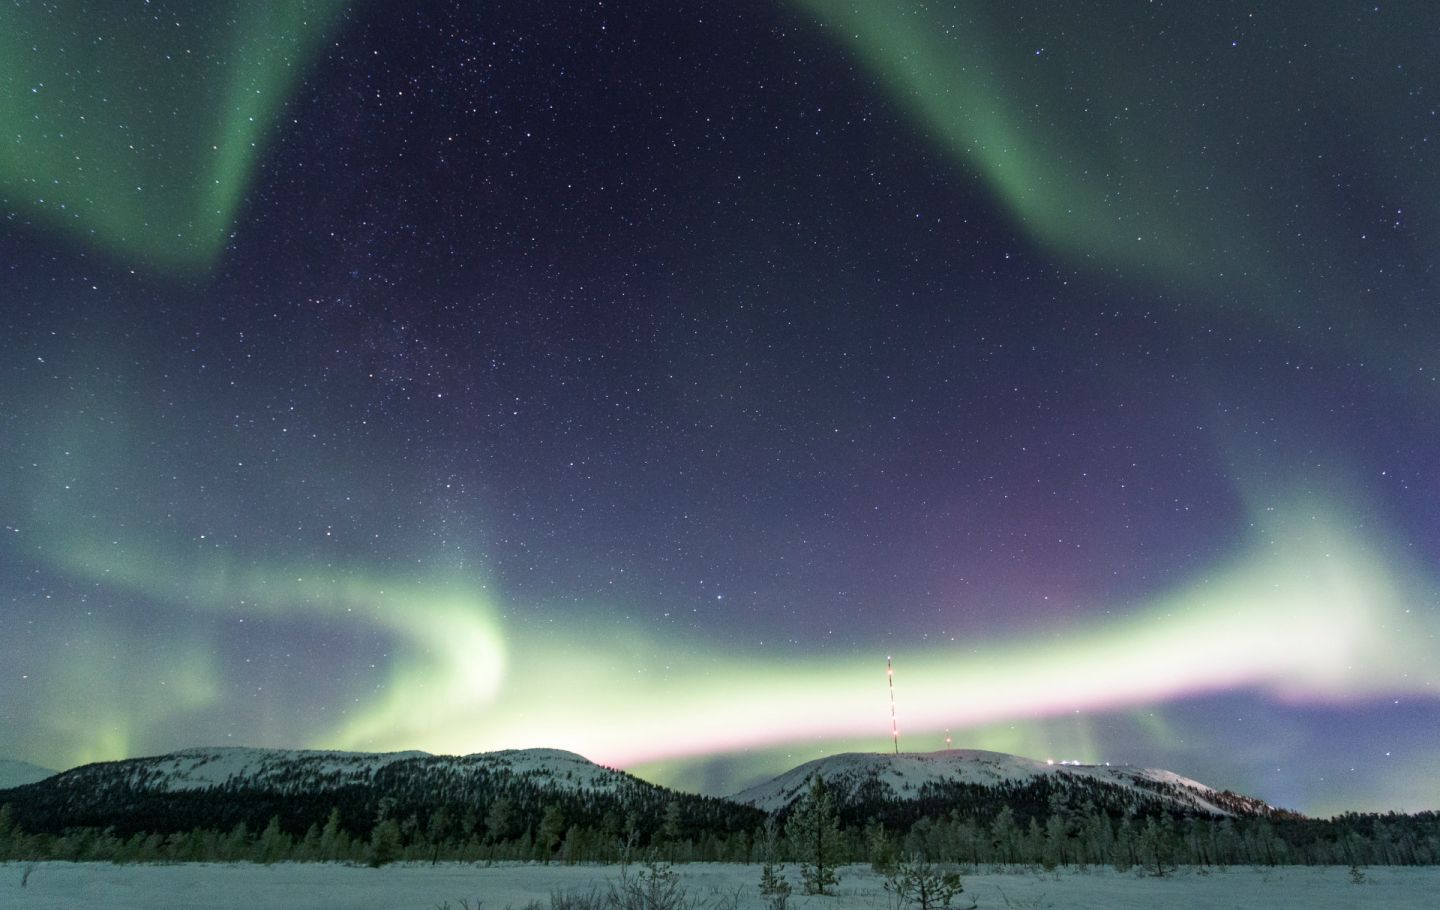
297, 822, 321, 861
485, 796, 515, 843
427, 806, 452, 865
867, 820, 898, 873
884, 854, 969, 910
561, 823, 588, 864
1139, 816, 1177, 877
660, 800, 685, 861
1082, 813, 1113, 869
537, 803, 566, 862
990, 806, 1020, 865
0, 804, 16, 858
459, 808, 479, 844
1112, 817, 1137, 872
368, 819, 402, 867
255, 815, 291, 864
222, 821, 250, 862
319, 807, 347, 862
1042, 814, 1068, 869
757, 817, 791, 897
787, 775, 842, 895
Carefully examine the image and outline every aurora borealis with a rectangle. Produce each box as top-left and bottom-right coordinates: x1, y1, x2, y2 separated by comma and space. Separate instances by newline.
2, 0, 1437, 816
0, 0, 346, 270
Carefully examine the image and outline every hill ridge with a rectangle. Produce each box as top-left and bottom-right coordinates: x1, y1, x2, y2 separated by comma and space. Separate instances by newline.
731, 748, 1275, 819
0, 759, 56, 789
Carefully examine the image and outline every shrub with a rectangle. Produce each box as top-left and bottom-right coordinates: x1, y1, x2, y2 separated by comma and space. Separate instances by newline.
884, 854, 972, 910
608, 860, 691, 910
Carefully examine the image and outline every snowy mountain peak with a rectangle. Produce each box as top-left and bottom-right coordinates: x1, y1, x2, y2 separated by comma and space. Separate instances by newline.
0, 759, 57, 789
731, 749, 1273, 817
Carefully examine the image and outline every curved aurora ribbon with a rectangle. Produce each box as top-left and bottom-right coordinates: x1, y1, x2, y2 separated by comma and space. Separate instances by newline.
483, 504, 1437, 767
0, 0, 347, 271
28, 495, 1435, 771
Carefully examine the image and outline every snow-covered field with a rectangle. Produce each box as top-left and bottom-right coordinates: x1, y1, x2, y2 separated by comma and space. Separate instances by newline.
4, 861, 1434, 909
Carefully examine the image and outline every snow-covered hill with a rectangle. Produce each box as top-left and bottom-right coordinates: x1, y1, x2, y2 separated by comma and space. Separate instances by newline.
731, 750, 1273, 817
0, 759, 56, 788
55, 745, 633, 795
2, 745, 767, 843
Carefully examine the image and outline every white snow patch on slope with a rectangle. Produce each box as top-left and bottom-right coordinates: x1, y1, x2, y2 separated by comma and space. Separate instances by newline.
127, 747, 431, 790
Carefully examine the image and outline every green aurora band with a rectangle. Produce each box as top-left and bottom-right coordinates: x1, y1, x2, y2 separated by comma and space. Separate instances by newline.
13, 339, 1439, 793
0, 0, 346, 272
790, 0, 1439, 367
5, 2, 1438, 814
22, 484, 1439, 785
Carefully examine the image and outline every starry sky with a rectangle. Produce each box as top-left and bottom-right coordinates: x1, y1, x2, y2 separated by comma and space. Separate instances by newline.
2, 0, 1437, 817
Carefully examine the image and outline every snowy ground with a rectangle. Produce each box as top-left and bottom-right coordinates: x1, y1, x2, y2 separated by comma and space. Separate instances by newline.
4, 861, 1435, 909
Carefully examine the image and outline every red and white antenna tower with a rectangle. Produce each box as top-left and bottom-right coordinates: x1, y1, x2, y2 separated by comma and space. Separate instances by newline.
887, 655, 899, 754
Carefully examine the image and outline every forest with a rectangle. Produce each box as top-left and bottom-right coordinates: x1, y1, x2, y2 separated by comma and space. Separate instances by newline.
2, 769, 1436, 870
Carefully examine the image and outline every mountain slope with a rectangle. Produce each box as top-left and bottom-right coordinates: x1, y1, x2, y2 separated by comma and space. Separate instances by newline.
732, 749, 1275, 820
0, 746, 763, 841
76, 746, 629, 794
0, 759, 56, 789
0, 745, 1279, 846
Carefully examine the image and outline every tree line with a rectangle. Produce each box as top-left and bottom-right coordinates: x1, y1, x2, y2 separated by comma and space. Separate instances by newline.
1, 795, 1436, 868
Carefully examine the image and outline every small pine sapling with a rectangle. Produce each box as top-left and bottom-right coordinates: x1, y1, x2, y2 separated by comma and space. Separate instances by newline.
759, 862, 792, 907
884, 855, 973, 910
757, 818, 791, 909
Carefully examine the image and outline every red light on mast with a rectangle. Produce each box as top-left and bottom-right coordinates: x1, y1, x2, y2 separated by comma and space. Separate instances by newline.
887, 656, 899, 755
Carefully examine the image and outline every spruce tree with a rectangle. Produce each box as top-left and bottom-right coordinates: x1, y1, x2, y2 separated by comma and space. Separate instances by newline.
1139, 816, 1176, 877
757, 817, 791, 899
427, 806, 452, 865
368, 818, 402, 867
537, 803, 566, 862
319, 807, 347, 862
867, 820, 897, 873
660, 800, 685, 861
485, 796, 515, 844
989, 807, 1019, 865
1112, 817, 1137, 872
255, 815, 291, 864
884, 854, 967, 910
0, 804, 16, 859
787, 775, 841, 895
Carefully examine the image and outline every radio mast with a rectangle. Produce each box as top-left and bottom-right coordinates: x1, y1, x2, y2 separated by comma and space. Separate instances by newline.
887, 656, 899, 754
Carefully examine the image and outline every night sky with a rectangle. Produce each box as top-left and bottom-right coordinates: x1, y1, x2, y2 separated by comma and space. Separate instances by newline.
2, 0, 1437, 816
